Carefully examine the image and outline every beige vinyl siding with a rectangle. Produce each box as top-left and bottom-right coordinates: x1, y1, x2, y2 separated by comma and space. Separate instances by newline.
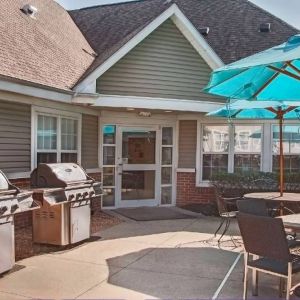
0, 100, 31, 174
97, 19, 223, 102
178, 120, 197, 168
81, 114, 98, 169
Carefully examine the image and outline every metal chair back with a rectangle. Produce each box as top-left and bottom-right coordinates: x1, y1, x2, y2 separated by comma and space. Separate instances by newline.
237, 199, 269, 216
237, 212, 291, 262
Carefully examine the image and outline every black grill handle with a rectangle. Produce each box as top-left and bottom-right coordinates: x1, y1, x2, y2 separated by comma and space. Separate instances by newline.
86, 173, 96, 184
9, 183, 21, 194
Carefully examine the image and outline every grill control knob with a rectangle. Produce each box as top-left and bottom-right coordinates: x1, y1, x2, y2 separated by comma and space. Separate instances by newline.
83, 192, 89, 198
89, 191, 95, 197
0, 206, 8, 215
76, 193, 82, 199
68, 194, 75, 201
11, 204, 19, 213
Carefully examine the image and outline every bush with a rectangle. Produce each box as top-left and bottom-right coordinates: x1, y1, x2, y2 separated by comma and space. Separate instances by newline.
210, 171, 300, 197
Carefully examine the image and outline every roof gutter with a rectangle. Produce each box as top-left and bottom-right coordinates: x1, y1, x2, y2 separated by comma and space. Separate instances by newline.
0, 75, 99, 104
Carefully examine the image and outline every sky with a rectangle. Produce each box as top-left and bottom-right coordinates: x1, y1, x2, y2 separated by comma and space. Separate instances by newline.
55, 0, 300, 29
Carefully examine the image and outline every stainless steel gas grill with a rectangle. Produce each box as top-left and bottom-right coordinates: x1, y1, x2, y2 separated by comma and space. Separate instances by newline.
31, 163, 102, 246
0, 170, 39, 274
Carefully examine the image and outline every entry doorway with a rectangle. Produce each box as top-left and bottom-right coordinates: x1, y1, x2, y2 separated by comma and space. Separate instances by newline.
101, 124, 175, 208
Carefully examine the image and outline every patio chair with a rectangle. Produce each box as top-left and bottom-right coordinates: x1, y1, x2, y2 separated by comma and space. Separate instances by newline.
237, 199, 300, 248
214, 191, 241, 244
237, 212, 300, 300
236, 199, 269, 216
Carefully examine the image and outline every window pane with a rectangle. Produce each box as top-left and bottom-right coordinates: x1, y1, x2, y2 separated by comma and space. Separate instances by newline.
234, 125, 261, 153
161, 167, 172, 184
102, 188, 115, 207
122, 130, 156, 164
273, 125, 300, 154
162, 147, 172, 165
203, 125, 229, 153
37, 153, 57, 164
61, 118, 78, 151
273, 155, 300, 173
121, 171, 155, 200
37, 115, 57, 150
61, 153, 77, 163
103, 125, 116, 144
103, 167, 115, 186
161, 186, 172, 205
103, 146, 115, 165
202, 154, 228, 180
234, 154, 260, 172
162, 127, 173, 145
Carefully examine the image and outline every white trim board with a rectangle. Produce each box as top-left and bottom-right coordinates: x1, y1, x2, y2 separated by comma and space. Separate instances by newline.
176, 168, 196, 173
0, 79, 73, 103
73, 3, 224, 92
84, 94, 224, 113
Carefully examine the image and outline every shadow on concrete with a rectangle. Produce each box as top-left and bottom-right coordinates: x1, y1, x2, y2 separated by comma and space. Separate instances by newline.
106, 247, 245, 299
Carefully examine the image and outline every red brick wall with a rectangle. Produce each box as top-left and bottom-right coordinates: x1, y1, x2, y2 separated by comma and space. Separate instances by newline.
176, 172, 216, 207
10, 177, 31, 189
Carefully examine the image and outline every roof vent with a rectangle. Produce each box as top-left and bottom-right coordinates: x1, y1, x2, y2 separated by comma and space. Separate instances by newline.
259, 23, 271, 32
21, 4, 38, 18
199, 27, 210, 36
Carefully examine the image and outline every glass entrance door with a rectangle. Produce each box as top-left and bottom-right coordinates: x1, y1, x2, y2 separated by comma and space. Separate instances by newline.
116, 126, 159, 207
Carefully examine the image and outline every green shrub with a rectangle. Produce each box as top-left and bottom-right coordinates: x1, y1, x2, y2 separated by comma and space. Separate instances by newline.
210, 171, 300, 196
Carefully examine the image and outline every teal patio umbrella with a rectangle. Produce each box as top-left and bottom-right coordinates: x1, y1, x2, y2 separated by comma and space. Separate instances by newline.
204, 35, 300, 101
207, 100, 300, 196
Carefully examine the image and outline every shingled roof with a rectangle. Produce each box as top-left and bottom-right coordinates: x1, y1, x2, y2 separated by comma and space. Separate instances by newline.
0, 0, 298, 91
0, 0, 95, 91
70, 0, 298, 84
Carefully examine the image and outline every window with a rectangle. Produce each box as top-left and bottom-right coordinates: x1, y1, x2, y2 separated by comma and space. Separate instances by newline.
200, 124, 262, 181
161, 127, 174, 205
35, 109, 80, 166
272, 125, 300, 173
202, 125, 229, 180
102, 125, 116, 207
234, 125, 261, 172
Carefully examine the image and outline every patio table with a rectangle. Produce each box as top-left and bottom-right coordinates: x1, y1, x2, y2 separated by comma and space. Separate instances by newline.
244, 192, 300, 216
279, 213, 300, 233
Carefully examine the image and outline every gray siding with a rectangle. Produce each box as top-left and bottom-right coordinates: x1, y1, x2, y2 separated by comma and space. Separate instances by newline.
0, 100, 31, 174
97, 19, 222, 102
178, 120, 197, 168
81, 114, 99, 169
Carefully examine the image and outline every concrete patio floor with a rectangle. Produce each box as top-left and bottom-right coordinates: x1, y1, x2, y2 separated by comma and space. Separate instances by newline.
0, 214, 300, 299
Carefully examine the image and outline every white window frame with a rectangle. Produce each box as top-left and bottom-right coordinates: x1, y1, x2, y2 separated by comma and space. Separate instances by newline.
196, 119, 265, 186
161, 126, 175, 206
233, 125, 263, 173
31, 106, 82, 169
270, 123, 300, 172
99, 113, 177, 209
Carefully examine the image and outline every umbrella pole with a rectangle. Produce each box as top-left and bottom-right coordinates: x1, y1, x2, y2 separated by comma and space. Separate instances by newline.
279, 111, 284, 196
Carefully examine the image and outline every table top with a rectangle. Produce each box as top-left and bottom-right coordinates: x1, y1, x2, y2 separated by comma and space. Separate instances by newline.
244, 192, 300, 202
279, 213, 300, 229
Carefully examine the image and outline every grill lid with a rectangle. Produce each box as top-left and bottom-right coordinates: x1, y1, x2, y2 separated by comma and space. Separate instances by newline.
0, 170, 20, 194
31, 163, 93, 188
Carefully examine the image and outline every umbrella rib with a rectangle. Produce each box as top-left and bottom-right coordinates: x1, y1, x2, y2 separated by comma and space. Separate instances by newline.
253, 64, 287, 98
286, 61, 300, 75
267, 65, 300, 81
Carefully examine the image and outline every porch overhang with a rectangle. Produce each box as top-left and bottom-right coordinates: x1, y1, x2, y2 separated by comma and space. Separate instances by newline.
72, 94, 224, 113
